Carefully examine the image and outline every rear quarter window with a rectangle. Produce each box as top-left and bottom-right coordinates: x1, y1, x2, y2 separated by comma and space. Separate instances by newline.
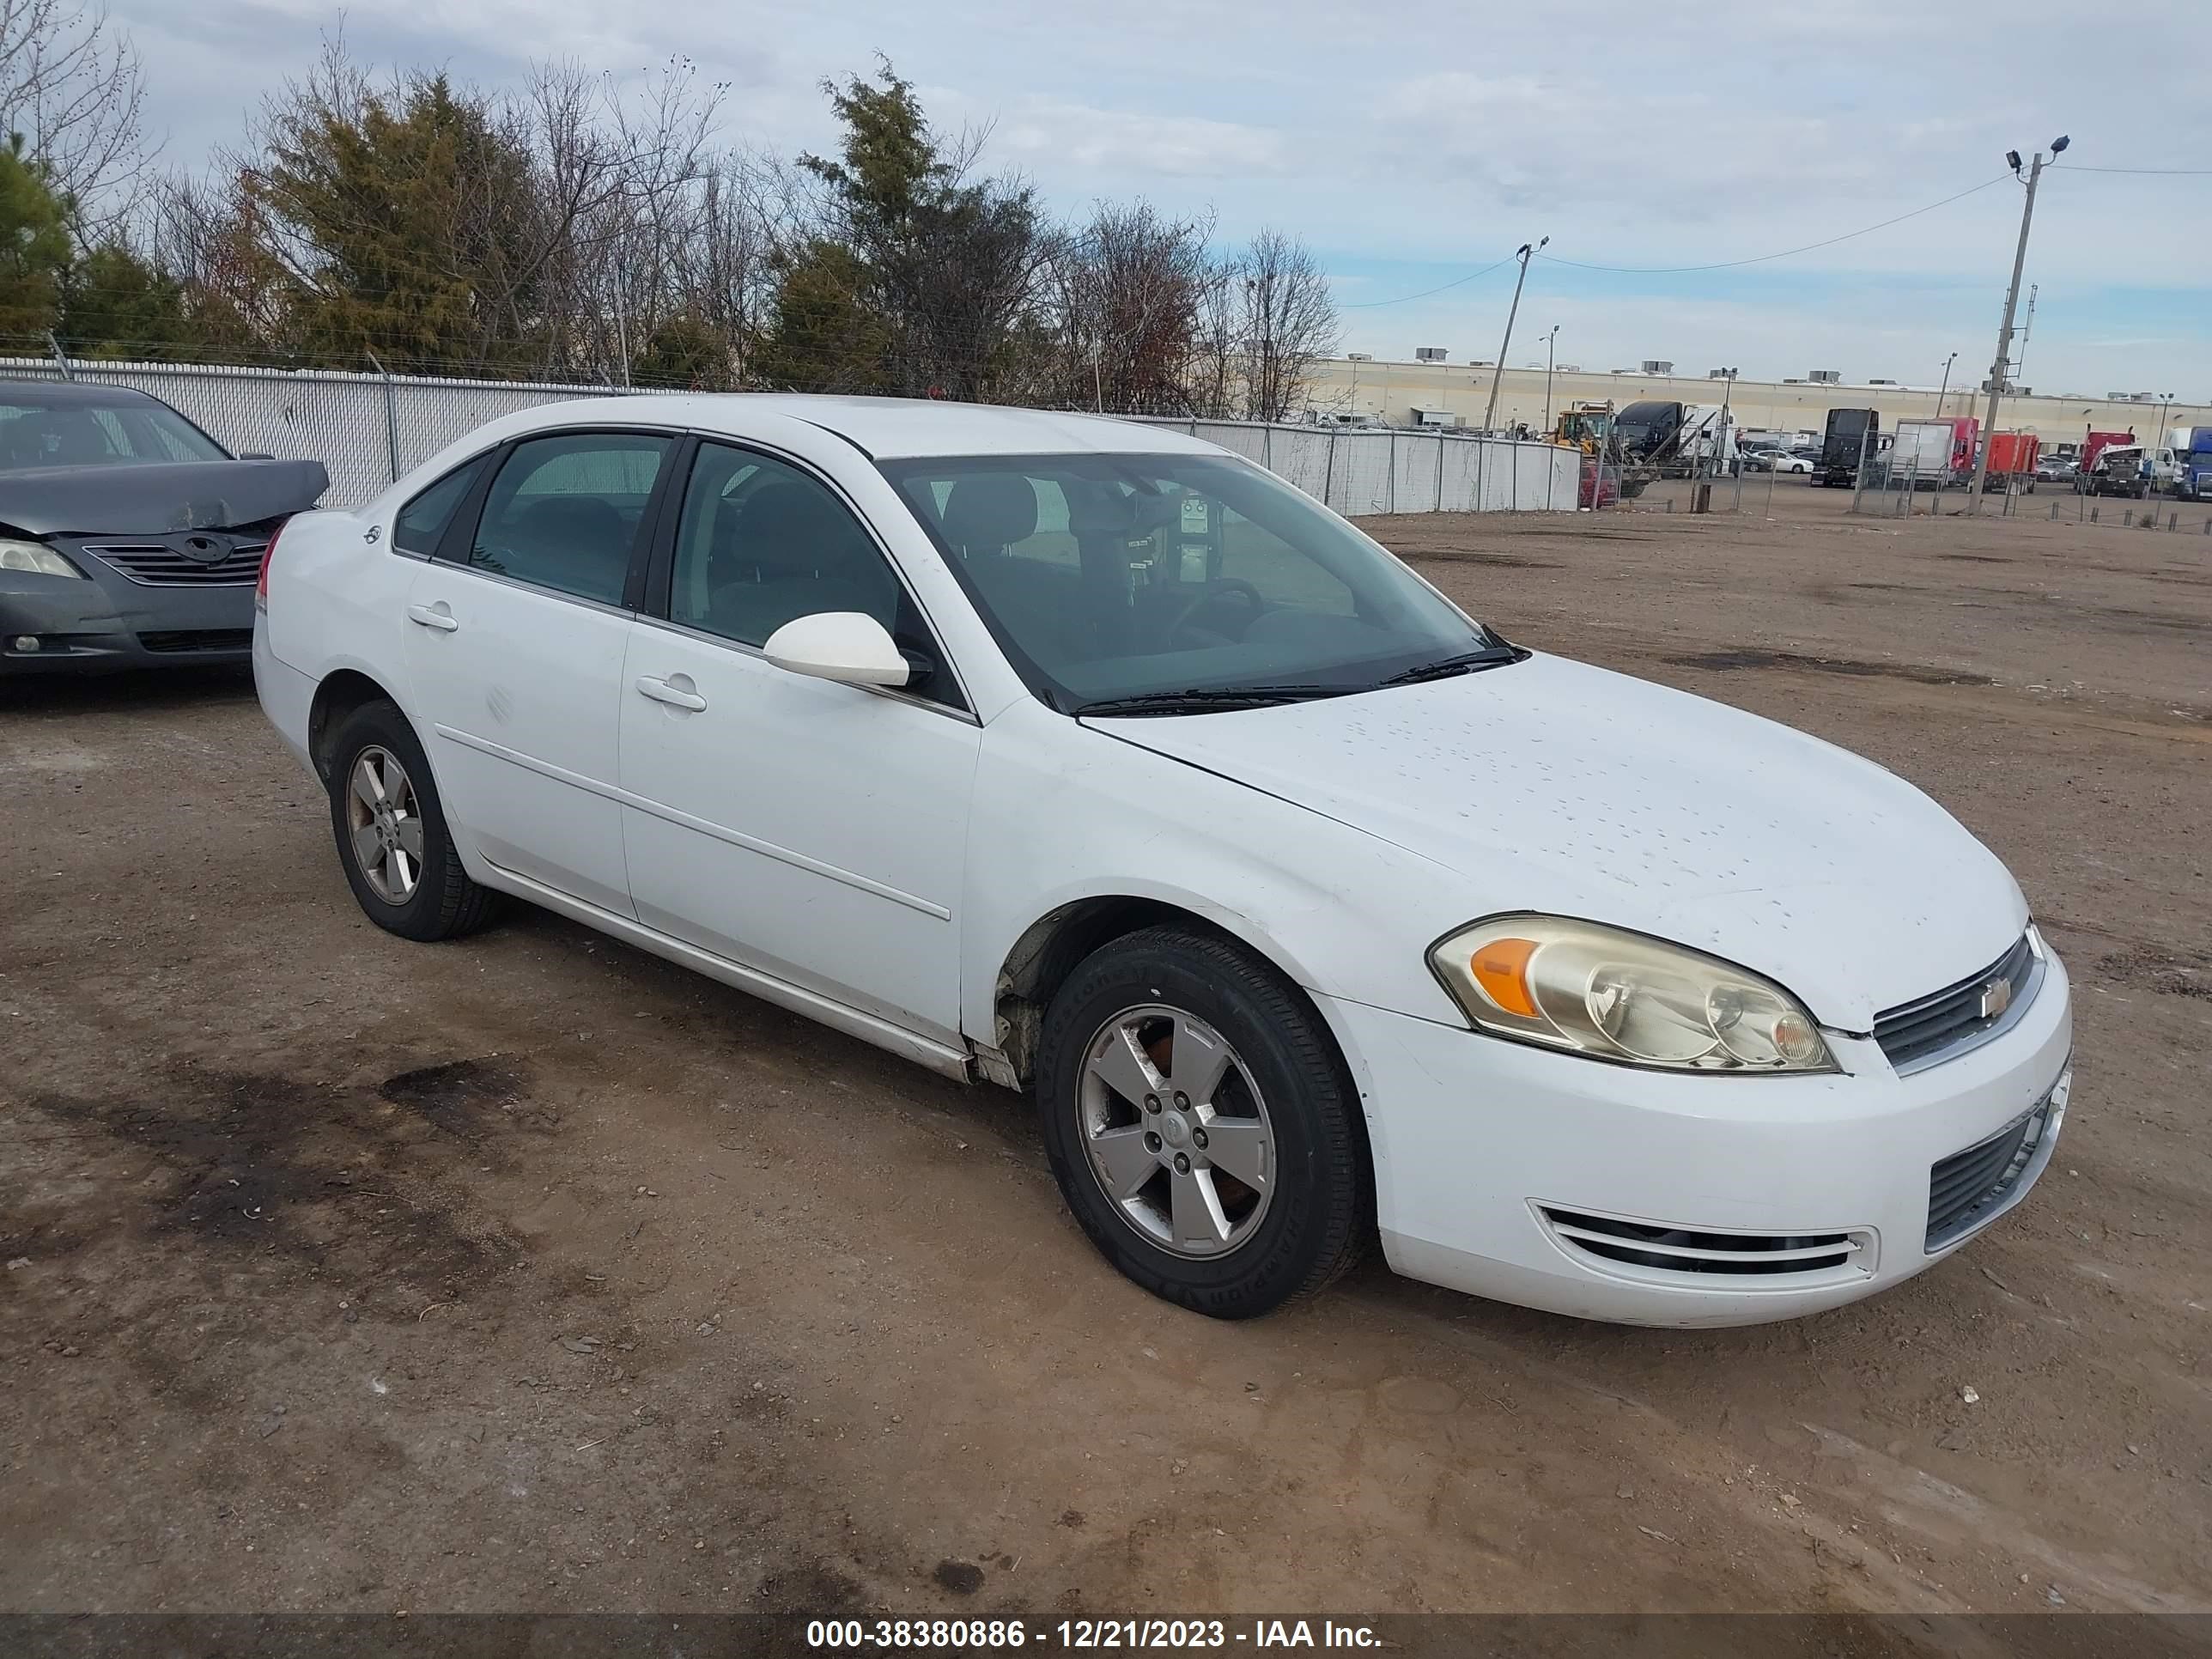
392, 456, 489, 556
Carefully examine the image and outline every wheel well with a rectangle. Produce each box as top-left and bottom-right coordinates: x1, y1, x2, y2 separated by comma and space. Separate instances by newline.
991, 897, 1289, 1086
307, 670, 398, 781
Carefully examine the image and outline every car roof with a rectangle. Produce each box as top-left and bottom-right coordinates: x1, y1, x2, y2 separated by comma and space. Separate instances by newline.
0, 380, 168, 409
507, 392, 1219, 460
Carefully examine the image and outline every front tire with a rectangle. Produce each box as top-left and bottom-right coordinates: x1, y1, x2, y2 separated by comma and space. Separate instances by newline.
325, 700, 495, 941
1035, 926, 1368, 1318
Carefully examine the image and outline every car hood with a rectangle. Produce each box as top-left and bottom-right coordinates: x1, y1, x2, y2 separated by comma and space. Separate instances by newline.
0, 459, 329, 536
1087, 653, 2027, 1030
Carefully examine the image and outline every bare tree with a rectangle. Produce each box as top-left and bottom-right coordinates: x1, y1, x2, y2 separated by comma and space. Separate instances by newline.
1051, 200, 1214, 414
0, 0, 151, 234
1236, 228, 1338, 422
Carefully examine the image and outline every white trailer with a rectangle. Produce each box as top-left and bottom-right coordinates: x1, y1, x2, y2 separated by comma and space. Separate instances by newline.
1889, 420, 1956, 486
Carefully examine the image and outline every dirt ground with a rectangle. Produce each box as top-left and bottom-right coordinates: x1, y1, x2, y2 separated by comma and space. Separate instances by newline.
3, 477, 2207, 1623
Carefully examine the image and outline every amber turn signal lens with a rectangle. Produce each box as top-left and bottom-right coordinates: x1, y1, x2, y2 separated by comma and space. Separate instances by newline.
1470, 937, 1540, 1018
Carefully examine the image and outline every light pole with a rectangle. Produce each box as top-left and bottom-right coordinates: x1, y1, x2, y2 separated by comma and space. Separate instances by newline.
1935, 352, 1957, 419
1543, 325, 1560, 436
2153, 392, 2176, 453
1482, 236, 1547, 436
1967, 136, 2068, 512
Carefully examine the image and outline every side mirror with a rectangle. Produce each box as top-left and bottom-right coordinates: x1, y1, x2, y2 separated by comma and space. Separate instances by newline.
237, 452, 276, 461
762, 611, 910, 689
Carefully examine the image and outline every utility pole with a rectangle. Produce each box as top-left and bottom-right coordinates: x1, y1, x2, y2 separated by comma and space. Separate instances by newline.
1482, 237, 1547, 436
1543, 325, 1560, 436
1967, 137, 2067, 511
1935, 352, 1956, 419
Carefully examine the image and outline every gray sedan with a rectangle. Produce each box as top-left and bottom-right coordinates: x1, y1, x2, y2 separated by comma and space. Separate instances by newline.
1, 382, 326, 674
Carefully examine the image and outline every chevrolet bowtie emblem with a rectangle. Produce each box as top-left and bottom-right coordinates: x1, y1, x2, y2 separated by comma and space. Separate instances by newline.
1979, 976, 2013, 1020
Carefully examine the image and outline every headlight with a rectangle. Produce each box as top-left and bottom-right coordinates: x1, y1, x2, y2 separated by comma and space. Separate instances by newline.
0, 538, 84, 579
1428, 915, 1835, 1073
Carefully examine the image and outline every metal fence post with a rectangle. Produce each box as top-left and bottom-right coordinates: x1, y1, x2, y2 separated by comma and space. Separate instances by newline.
1850, 426, 1869, 515
1511, 441, 1521, 510
1387, 429, 1396, 515
1435, 434, 1445, 511
1263, 422, 1273, 473
364, 350, 400, 482
1323, 428, 1338, 512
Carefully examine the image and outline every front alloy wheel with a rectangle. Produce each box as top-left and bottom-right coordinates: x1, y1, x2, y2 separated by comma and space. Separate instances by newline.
1036, 925, 1368, 1317
1079, 1005, 1276, 1257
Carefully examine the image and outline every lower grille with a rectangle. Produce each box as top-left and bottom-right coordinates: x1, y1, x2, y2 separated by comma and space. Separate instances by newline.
1926, 1097, 2053, 1249
1539, 1207, 1869, 1279
1875, 933, 2038, 1071
83, 540, 268, 586
138, 629, 252, 654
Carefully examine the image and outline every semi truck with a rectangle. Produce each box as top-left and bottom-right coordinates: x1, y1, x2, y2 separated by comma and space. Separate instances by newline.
2175, 429, 2212, 501
1810, 408, 1880, 487
2075, 429, 2135, 490
1612, 400, 1741, 479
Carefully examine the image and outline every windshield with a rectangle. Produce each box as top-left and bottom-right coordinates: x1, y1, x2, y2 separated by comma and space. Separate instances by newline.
879, 453, 1504, 714
0, 398, 228, 470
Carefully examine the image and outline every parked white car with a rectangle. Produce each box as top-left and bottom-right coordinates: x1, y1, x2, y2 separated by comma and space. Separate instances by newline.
253, 396, 2072, 1326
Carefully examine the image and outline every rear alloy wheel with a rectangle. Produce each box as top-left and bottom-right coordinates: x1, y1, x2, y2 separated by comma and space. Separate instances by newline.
325, 700, 494, 942
1036, 926, 1367, 1317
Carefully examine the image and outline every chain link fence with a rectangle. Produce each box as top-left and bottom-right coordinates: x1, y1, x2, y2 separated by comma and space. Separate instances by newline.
1, 356, 1580, 517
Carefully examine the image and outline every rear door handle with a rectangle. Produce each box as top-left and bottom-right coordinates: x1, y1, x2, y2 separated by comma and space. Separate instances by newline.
406, 603, 459, 632
635, 674, 707, 712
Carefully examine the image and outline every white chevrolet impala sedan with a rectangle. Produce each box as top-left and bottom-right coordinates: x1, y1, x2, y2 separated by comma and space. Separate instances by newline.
253, 396, 2072, 1325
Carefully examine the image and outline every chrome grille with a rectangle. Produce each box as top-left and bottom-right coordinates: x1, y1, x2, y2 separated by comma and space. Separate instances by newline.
81, 538, 268, 586
1539, 1207, 1869, 1279
1875, 933, 2037, 1071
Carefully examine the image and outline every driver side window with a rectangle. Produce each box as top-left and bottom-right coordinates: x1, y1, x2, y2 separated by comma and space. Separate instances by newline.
668, 444, 902, 647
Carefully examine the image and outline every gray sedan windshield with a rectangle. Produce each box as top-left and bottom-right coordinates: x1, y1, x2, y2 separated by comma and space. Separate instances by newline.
882, 453, 1507, 714
0, 398, 228, 470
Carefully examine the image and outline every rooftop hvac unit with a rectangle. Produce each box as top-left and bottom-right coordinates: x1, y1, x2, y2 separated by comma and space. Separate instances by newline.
1640, 359, 1674, 375
1414, 346, 1448, 362
1345, 352, 1373, 362
1808, 369, 1842, 384
1867, 378, 1898, 386
1783, 378, 1805, 385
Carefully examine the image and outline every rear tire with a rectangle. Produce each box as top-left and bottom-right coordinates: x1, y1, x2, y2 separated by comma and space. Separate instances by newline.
325, 700, 495, 942
1035, 925, 1368, 1319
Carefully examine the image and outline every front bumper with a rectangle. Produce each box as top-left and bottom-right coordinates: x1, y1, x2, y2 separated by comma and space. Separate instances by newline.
1, 567, 254, 674
1319, 947, 2072, 1327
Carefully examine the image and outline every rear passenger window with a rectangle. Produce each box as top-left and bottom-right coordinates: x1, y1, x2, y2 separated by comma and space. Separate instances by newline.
392, 456, 488, 556
467, 433, 671, 605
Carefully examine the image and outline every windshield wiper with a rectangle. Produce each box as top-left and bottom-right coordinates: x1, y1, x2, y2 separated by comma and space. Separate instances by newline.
1375, 645, 1526, 687
1072, 684, 1339, 717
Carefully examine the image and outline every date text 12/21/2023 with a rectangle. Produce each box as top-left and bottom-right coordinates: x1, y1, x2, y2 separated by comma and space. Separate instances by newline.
805, 1618, 1382, 1649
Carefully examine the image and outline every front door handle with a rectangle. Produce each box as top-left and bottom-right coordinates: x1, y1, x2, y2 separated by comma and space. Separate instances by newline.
635, 674, 707, 712
406, 603, 459, 632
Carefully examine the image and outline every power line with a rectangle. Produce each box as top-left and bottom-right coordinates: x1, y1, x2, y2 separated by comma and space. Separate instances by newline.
1339, 253, 1518, 309
1533, 176, 2012, 275
2051, 163, 2212, 176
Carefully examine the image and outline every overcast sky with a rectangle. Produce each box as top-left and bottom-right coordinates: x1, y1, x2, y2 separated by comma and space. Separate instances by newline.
112, 0, 2209, 398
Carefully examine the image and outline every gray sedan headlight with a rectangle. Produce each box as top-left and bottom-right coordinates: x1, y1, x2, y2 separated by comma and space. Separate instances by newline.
1429, 915, 1835, 1073
0, 538, 85, 579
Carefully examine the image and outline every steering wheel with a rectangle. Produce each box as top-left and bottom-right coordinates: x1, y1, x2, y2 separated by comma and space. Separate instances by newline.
1165, 578, 1265, 644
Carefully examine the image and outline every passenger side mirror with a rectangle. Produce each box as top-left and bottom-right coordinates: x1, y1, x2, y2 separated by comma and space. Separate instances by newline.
237, 452, 276, 461
762, 611, 910, 689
